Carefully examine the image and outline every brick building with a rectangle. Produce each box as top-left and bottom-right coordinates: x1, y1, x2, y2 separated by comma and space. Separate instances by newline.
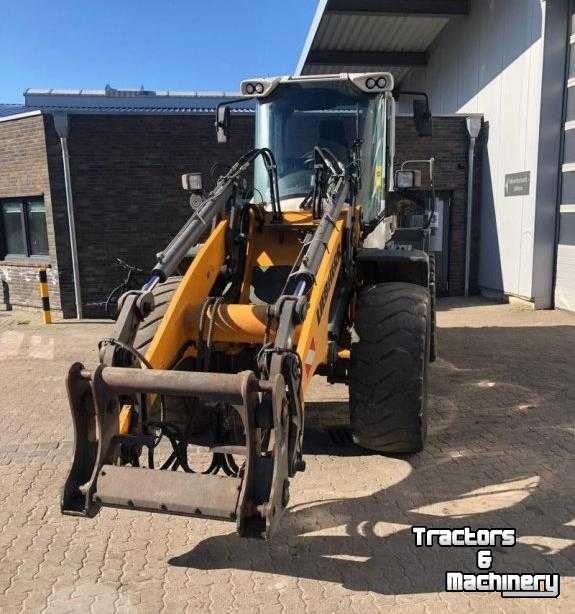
0, 91, 254, 318
394, 116, 482, 298
0, 88, 479, 318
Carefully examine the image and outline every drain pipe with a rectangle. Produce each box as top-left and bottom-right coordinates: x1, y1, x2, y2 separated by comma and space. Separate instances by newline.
53, 113, 83, 319
464, 115, 482, 297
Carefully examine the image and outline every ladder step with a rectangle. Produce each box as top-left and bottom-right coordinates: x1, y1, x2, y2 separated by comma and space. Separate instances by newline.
95, 465, 241, 520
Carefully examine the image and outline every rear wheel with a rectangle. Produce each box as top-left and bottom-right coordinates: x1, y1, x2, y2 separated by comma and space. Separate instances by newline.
349, 282, 430, 454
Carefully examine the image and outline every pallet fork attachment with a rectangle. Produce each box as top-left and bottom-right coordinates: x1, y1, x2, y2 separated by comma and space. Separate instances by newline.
62, 364, 289, 538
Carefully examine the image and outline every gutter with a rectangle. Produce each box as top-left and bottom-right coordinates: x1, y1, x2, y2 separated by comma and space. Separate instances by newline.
0, 110, 41, 123
53, 113, 83, 319
465, 115, 482, 297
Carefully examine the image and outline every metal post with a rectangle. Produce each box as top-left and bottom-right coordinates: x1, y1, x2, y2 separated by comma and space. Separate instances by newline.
54, 113, 83, 319
37, 267, 52, 324
465, 116, 482, 297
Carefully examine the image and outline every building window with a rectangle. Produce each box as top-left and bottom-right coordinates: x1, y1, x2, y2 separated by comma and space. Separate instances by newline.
0, 198, 48, 258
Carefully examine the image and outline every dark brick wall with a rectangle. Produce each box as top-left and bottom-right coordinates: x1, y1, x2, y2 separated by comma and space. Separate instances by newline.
43, 113, 255, 317
395, 116, 480, 296
2, 112, 477, 316
0, 114, 62, 312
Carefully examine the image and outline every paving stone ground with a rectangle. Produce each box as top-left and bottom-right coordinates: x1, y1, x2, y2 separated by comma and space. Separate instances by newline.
0, 298, 574, 613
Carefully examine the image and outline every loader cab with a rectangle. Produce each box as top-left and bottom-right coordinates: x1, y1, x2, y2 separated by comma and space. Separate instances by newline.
242, 74, 396, 225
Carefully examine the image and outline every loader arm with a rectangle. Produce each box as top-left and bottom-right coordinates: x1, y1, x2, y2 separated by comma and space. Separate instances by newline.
62, 141, 357, 539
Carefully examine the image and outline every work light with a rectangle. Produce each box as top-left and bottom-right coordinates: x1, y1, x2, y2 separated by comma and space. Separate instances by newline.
395, 170, 422, 189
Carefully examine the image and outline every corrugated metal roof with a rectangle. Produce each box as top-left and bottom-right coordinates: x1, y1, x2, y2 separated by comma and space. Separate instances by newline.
24, 87, 243, 98
18, 104, 254, 115
0, 104, 30, 118
0, 98, 255, 120
22, 90, 255, 115
313, 13, 449, 53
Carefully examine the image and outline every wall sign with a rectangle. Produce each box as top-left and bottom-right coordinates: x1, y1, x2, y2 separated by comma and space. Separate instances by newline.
505, 171, 530, 197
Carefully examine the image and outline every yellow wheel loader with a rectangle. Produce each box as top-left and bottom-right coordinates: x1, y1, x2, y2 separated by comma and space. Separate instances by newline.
62, 73, 437, 539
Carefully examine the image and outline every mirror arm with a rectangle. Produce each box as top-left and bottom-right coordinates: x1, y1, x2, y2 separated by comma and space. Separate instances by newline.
397, 90, 430, 108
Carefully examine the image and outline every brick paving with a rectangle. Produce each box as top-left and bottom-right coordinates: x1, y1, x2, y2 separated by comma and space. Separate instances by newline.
0, 299, 573, 613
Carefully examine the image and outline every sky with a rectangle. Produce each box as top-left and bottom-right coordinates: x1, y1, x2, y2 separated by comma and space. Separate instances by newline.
0, 0, 318, 103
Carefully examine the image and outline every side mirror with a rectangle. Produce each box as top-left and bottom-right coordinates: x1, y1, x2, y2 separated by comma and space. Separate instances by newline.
215, 105, 231, 143
413, 98, 432, 137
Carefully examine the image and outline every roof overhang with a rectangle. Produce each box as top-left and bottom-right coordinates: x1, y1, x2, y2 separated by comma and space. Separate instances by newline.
296, 0, 469, 84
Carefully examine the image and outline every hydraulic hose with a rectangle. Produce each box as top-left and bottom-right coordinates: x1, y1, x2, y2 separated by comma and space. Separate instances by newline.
150, 148, 281, 282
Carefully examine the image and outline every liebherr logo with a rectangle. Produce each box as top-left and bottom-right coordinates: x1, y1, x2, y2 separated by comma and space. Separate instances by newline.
315, 244, 342, 325
412, 527, 560, 598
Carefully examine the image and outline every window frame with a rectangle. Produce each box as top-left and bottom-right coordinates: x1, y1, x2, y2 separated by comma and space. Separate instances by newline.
0, 196, 49, 260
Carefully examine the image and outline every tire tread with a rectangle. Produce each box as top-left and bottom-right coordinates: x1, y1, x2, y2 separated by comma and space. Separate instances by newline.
350, 282, 430, 454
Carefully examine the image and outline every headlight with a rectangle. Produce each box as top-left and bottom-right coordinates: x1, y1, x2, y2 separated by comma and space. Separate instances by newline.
181, 172, 203, 193
240, 77, 281, 97
349, 72, 394, 93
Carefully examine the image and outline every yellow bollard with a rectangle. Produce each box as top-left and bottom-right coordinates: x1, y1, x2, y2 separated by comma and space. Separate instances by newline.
38, 268, 52, 324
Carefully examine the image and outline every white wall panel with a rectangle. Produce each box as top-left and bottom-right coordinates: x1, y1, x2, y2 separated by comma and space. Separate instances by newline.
555, 241, 575, 311
401, 0, 545, 300
554, 4, 575, 311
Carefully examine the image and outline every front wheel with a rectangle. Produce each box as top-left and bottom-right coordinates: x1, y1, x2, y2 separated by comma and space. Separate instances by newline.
349, 282, 430, 454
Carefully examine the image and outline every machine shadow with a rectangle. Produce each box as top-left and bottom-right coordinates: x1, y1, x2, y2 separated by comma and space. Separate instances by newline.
169, 324, 575, 595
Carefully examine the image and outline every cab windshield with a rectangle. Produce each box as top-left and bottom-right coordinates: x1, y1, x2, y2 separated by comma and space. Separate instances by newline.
254, 80, 387, 222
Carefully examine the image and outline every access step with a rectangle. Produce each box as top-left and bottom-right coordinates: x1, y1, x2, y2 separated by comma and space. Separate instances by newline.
94, 464, 242, 520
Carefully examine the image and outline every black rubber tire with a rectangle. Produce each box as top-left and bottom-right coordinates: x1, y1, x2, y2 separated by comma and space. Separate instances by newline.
131, 275, 207, 437
350, 282, 430, 454
134, 276, 182, 353
429, 254, 438, 362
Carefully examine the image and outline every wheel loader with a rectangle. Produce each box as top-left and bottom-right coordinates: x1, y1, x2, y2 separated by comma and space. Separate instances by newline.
62, 72, 437, 539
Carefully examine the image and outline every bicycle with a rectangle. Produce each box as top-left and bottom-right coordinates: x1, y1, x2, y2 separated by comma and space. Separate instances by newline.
85, 258, 143, 318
